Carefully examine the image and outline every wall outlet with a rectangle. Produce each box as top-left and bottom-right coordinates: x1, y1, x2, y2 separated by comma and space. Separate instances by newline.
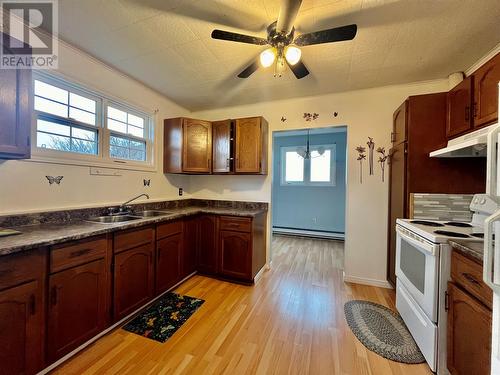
178, 188, 183, 196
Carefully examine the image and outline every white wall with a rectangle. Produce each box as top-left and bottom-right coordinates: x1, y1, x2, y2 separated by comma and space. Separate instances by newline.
0, 40, 191, 215
191, 79, 449, 287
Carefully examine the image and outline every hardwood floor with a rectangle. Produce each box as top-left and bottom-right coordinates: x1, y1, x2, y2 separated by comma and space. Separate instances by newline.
52, 235, 432, 375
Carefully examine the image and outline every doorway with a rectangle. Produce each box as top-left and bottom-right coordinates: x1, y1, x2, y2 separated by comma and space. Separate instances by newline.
271, 126, 347, 240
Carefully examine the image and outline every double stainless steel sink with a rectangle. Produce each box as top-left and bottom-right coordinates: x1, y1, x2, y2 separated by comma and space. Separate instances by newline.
86, 210, 172, 224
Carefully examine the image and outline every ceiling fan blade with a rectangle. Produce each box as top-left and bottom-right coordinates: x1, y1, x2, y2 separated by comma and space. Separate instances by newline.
294, 24, 357, 46
211, 30, 268, 45
238, 60, 260, 78
287, 60, 309, 79
276, 0, 302, 34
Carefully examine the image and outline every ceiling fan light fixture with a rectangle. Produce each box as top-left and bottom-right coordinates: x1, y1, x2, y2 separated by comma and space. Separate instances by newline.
260, 48, 276, 68
285, 46, 301, 65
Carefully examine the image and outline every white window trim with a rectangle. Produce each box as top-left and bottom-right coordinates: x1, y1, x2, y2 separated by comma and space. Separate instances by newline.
280, 144, 337, 187
27, 71, 157, 172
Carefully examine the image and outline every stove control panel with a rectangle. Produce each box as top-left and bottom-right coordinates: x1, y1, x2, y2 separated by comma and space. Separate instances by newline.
470, 193, 498, 215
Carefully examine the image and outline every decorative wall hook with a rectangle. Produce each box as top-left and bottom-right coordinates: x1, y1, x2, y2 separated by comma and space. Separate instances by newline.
303, 112, 319, 122
333, 112, 338, 117
46, 176, 63, 185
280, 116, 287, 123
143, 179, 151, 187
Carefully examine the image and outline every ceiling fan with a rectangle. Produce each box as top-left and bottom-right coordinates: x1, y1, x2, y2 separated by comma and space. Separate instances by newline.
211, 0, 357, 79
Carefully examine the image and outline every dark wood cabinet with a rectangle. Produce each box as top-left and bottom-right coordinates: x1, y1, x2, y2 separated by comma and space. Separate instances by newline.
164, 117, 212, 173
212, 120, 233, 173
447, 76, 473, 138
473, 53, 500, 128
197, 215, 218, 275
182, 217, 198, 278
113, 227, 155, 321
387, 93, 486, 285
235, 117, 268, 174
0, 249, 46, 375
47, 259, 108, 362
219, 230, 252, 281
447, 282, 491, 375
156, 233, 182, 294
0, 60, 32, 159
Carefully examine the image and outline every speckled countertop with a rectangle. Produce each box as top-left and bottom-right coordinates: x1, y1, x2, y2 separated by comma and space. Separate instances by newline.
449, 239, 484, 264
0, 205, 266, 257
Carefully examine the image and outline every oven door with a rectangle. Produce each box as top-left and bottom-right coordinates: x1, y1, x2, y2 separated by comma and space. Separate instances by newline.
395, 225, 440, 322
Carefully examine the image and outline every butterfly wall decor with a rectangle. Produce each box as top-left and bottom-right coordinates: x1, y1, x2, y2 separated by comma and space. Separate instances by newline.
46, 176, 64, 185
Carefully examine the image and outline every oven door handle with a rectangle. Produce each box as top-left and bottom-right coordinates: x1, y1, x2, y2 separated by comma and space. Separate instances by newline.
396, 226, 438, 256
484, 210, 500, 292
486, 125, 500, 198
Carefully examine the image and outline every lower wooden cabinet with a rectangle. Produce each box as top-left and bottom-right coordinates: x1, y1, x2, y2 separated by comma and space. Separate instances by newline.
0, 249, 46, 375
114, 243, 154, 321
156, 233, 182, 294
47, 259, 108, 362
219, 230, 252, 281
197, 215, 218, 275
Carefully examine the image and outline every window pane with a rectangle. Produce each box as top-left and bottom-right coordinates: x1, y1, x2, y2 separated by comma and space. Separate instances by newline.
108, 119, 127, 134
37, 132, 71, 151
285, 151, 304, 182
108, 106, 127, 122
311, 150, 331, 182
110, 135, 146, 161
37, 119, 70, 136
35, 96, 68, 117
70, 139, 97, 155
34, 80, 68, 104
69, 92, 96, 113
69, 107, 96, 125
110, 145, 129, 159
72, 127, 96, 142
128, 113, 144, 128
128, 125, 144, 138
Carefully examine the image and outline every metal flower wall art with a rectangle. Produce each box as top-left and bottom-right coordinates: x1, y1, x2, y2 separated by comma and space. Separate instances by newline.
367, 137, 375, 175
355, 146, 366, 184
377, 147, 389, 182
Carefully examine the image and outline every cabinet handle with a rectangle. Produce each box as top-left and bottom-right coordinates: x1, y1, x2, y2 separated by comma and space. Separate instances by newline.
226, 158, 230, 169
462, 272, 481, 286
51, 286, 58, 306
444, 291, 449, 312
29, 294, 36, 315
473, 102, 478, 118
390, 132, 396, 143
465, 106, 470, 121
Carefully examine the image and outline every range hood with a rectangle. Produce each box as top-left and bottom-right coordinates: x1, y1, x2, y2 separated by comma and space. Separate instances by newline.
429, 124, 497, 158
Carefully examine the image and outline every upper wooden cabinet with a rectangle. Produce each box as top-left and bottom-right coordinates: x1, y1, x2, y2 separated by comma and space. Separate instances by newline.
391, 101, 407, 145
446, 76, 473, 138
473, 52, 500, 128
164, 117, 212, 174
235, 117, 268, 174
0, 63, 32, 159
164, 116, 268, 175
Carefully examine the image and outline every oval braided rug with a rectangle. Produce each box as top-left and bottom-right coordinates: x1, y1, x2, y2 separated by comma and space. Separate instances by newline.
344, 300, 425, 364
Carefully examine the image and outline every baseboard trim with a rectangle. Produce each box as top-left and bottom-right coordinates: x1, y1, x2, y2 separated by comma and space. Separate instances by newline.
38, 271, 198, 375
343, 273, 393, 289
253, 264, 267, 284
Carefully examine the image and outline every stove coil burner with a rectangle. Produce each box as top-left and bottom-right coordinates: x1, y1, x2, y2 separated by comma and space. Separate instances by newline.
445, 222, 473, 228
410, 220, 445, 227
434, 230, 470, 238
471, 233, 484, 239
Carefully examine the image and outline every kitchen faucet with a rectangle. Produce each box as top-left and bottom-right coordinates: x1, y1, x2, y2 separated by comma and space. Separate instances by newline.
107, 193, 150, 215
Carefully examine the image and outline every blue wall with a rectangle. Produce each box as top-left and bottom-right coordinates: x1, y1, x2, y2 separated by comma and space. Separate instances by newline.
272, 128, 347, 233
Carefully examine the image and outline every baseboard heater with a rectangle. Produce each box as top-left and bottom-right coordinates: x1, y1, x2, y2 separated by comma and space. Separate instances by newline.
273, 226, 345, 240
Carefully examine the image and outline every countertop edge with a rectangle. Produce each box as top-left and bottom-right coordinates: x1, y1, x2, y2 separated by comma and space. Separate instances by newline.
448, 239, 484, 264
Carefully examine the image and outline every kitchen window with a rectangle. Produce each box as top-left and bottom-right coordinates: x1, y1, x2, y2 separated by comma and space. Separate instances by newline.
32, 72, 154, 170
280, 144, 336, 186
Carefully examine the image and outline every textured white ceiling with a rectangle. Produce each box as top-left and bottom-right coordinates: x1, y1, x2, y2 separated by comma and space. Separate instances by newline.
58, 0, 500, 111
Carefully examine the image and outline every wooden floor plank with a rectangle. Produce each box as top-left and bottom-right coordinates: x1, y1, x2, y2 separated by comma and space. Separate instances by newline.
52, 235, 432, 375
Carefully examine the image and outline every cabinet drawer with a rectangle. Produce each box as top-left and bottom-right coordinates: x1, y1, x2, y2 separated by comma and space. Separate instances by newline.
51, 235, 107, 273
219, 216, 252, 232
114, 226, 154, 253
451, 250, 492, 308
0, 249, 45, 290
157, 220, 183, 240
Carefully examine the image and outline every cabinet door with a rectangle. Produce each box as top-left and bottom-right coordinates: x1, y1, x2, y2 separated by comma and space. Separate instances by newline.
198, 215, 217, 275
0, 66, 31, 159
446, 76, 473, 138
387, 141, 407, 286
447, 282, 491, 375
48, 259, 108, 362
235, 117, 262, 173
182, 217, 198, 278
156, 234, 182, 294
212, 120, 232, 173
0, 281, 44, 375
114, 244, 154, 321
474, 53, 500, 128
392, 101, 407, 145
219, 230, 252, 281
182, 118, 212, 173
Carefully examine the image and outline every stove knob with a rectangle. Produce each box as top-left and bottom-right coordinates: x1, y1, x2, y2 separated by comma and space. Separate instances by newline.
480, 198, 487, 204
474, 197, 480, 204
